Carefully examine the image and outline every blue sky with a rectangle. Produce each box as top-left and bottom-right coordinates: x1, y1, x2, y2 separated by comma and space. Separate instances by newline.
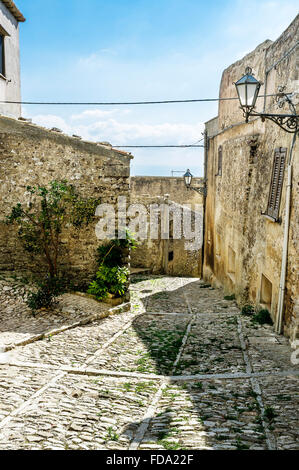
16, 0, 298, 176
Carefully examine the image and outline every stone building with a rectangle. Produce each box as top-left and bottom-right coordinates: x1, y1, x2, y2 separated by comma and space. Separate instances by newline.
0, 0, 25, 118
0, 115, 132, 285
130, 177, 204, 276
203, 15, 299, 340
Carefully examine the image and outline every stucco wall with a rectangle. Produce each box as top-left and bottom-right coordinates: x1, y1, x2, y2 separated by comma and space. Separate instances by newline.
0, 115, 132, 285
204, 15, 299, 340
0, 1, 21, 118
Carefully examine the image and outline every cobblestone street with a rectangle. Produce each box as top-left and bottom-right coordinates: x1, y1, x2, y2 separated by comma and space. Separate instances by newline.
0, 275, 298, 450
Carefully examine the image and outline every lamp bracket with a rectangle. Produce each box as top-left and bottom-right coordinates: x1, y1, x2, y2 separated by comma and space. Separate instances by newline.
188, 186, 207, 197
246, 110, 299, 133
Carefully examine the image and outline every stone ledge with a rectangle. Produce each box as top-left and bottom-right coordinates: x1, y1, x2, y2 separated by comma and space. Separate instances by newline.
2, 301, 131, 353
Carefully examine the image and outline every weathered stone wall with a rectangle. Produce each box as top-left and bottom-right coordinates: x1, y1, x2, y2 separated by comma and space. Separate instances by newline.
0, 115, 132, 285
130, 177, 203, 277
130, 176, 204, 211
0, 1, 22, 118
204, 15, 299, 340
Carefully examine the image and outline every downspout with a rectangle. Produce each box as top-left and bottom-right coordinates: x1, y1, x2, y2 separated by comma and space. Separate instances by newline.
275, 133, 297, 334
201, 130, 208, 279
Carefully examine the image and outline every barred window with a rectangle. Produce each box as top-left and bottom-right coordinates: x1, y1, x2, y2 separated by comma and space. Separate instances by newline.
266, 147, 287, 221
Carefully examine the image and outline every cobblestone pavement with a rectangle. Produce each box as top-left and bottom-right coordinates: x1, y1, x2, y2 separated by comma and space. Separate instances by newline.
0, 274, 128, 352
0, 275, 298, 450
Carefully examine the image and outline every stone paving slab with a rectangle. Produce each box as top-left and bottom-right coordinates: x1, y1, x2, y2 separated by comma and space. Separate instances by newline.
139, 379, 267, 450
7, 310, 136, 368
131, 276, 192, 314
180, 281, 239, 314
258, 375, 299, 450
174, 313, 245, 375
241, 317, 297, 373
0, 275, 298, 450
0, 365, 55, 422
0, 375, 160, 450
86, 314, 190, 375
0, 276, 120, 350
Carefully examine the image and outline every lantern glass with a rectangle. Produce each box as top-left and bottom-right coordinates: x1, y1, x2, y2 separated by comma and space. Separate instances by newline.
184, 169, 193, 187
235, 68, 261, 110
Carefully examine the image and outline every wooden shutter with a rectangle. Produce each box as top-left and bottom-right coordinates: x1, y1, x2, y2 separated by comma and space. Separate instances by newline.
267, 148, 287, 220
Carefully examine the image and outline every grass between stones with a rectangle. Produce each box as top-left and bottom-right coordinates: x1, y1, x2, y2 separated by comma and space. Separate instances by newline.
132, 322, 188, 375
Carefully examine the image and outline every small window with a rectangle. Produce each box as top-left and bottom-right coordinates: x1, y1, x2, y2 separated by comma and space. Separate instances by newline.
0, 34, 4, 76
217, 146, 222, 176
168, 251, 174, 262
265, 148, 287, 221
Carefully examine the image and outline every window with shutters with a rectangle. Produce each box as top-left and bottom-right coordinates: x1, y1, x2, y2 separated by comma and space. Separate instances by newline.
216, 146, 222, 176
265, 147, 287, 221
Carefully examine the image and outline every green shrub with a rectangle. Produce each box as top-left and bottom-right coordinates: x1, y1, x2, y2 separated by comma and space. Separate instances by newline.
241, 305, 255, 316
96, 230, 138, 267
88, 265, 130, 300
27, 275, 66, 310
88, 230, 136, 301
252, 309, 273, 325
224, 294, 236, 301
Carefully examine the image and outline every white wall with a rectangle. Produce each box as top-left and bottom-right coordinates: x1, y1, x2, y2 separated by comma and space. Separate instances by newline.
0, 1, 21, 118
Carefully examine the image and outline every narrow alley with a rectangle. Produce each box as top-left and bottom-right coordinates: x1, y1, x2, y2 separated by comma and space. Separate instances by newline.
0, 275, 298, 450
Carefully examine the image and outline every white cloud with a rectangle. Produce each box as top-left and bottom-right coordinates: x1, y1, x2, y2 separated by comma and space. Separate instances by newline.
30, 114, 72, 134
30, 112, 204, 146
28, 111, 205, 176
70, 108, 130, 121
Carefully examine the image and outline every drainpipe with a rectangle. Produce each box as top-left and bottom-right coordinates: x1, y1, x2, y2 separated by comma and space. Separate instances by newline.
276, 133, 297, 334
201, 130, 208, 279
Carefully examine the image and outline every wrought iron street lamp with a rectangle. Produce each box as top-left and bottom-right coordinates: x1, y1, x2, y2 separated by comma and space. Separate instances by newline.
234, 67, 299, 134
234, 67, 261, 123
184, 169, 206, 196
184, 169, 193, 187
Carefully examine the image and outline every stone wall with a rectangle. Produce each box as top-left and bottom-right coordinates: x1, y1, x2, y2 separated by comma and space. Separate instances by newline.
130, 177, 203, 277
130, 176, 204, 211
203, 15, 299, 340
0, 115, 132, 285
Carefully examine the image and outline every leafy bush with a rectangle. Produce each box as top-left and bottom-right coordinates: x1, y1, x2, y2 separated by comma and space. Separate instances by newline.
224, 294, 236, 301
26, 275, 66, 310
252, 309, 273, 325
88, 265, 130, 300
87, 230, 137, 301
96, 230, 138, 267
241, 305, 255, 316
